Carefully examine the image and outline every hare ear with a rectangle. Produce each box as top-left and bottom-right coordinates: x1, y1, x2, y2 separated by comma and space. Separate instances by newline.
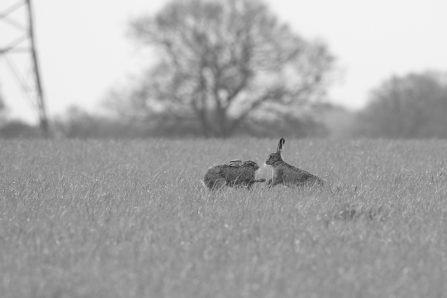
277, 138, 285, 153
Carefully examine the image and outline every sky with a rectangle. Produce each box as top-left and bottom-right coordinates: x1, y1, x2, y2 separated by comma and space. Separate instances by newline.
1, 0, 447, 123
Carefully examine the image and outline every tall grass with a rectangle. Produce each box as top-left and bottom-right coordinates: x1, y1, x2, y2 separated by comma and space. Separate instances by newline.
0, 138, 446, 298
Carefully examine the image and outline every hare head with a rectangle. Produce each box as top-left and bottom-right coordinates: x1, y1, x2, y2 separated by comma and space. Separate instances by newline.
265, 138, 285, 166
242, 160, 260, 171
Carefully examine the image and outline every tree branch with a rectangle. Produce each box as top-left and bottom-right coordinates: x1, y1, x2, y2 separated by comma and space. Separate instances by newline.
228, 87, 286, 133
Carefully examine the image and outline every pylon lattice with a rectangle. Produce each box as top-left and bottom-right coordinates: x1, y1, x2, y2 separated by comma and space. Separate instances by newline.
0, 0, 49, 136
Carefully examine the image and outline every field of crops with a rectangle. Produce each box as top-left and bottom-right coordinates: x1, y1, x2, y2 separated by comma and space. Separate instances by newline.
1, 138, 447, 297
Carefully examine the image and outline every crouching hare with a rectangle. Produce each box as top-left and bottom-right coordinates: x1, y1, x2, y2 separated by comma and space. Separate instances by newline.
203, 160, 266, 190
265, 138, 323, 188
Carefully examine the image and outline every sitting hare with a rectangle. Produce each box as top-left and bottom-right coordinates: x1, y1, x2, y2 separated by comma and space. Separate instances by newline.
204, 160, 266, 190
265, 138, 323, 188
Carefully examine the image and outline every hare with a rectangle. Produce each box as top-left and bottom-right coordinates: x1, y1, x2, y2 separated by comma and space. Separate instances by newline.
203, 160, 266, 190
265, 138, 323, 188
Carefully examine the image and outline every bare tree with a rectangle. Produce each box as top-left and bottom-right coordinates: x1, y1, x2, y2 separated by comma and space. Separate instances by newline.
354, 72, 447, 138
111, 0, 334, 137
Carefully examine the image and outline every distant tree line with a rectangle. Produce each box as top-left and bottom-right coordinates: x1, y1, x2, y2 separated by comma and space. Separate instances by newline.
1, 70, 447, 139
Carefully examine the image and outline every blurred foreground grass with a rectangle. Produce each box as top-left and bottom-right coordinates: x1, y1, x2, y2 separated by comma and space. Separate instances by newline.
0, 138, 446, 298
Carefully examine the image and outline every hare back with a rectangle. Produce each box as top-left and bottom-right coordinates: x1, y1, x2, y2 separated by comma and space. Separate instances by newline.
204, 164, 257, 189
220, 164, 257, 184
274, 163, 323, 186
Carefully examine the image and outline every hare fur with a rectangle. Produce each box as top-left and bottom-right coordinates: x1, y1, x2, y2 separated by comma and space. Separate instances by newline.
204, 160, 266, 190
265, 138, 323, 188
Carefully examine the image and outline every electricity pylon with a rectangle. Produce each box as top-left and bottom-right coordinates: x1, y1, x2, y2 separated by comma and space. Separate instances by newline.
0, 0, 49, 137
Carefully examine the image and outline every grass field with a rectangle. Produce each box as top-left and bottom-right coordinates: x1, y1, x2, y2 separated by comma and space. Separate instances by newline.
1, 138, 447, 298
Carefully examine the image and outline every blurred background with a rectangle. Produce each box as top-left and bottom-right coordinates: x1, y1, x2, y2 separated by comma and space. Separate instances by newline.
1, 0, 447, 139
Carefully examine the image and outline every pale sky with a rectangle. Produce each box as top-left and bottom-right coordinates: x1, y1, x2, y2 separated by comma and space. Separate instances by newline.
1, 0, 447, 123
